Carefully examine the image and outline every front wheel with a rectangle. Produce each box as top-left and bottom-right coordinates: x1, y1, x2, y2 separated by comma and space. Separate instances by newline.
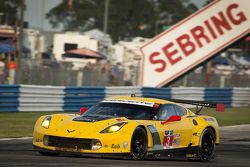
198, 128, 216, 161
130, 127, 147, 160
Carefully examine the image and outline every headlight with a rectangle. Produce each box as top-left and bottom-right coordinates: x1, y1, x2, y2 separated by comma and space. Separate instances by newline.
100, 122, 127, 133
41, 116, 52, 129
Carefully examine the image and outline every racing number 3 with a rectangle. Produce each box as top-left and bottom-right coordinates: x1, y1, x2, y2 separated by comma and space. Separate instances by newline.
163, 136, 174, 148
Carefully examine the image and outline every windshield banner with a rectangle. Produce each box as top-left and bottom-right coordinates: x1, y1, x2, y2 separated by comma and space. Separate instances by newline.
102, 99, 154, 107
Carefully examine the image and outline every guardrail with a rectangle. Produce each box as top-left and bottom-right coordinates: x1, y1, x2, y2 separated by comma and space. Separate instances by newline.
0, 85, 249, 112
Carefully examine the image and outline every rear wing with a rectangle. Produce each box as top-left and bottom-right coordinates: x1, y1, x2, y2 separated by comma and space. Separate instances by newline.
168, 99, 225, 114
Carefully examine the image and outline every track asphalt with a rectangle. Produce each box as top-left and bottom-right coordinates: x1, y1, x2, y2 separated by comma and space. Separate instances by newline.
0, 125, 250, 167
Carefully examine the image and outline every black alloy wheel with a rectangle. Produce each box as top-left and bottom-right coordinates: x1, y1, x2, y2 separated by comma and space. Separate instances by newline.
199, 128, 215, 161
130, 127, 147, 160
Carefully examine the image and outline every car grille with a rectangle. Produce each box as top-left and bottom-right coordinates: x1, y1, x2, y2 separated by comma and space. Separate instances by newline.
47, 135, 92, 150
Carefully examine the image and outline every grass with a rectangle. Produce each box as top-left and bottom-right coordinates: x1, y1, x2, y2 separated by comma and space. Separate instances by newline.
0, 107, 250, 138
198, 107, 250, 126
0, 112, 62, 138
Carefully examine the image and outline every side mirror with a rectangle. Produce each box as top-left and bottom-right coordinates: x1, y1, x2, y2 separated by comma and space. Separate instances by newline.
161, 115, 181, 125
79, 107, 87, 115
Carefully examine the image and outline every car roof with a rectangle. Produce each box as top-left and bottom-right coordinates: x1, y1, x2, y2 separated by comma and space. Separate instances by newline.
108, 96, 174, 105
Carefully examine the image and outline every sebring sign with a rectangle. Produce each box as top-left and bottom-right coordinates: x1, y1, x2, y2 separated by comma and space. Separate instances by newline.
140, 0, 250, 87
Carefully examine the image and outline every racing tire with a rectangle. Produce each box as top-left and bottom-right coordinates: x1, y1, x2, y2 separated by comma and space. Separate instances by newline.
130, 127, 147, 160
198, 128, 216, 162
38, 151, 59, 156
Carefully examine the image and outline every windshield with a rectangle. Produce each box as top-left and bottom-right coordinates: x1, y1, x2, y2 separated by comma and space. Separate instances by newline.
82, 102, 158, 120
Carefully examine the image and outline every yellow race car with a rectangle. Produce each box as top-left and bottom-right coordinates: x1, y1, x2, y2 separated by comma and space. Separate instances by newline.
33, 96, 224, 161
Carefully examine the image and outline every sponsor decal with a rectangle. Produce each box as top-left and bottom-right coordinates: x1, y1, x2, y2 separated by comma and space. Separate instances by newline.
163, 130, 174, 148
35, 137, 43, 142
174, 134, 180, 138
163, 130, 181, 148
204, 117, 214, 122
165, 130, 174, 136
173, 138, 181, 147
173, 134, 181, 147
111, 144, 120, 149
102, 99, 154, 107
153, 103, 160, 109
116, 118, 126, 122
163, 136, 174, 148
122, 142, 128, 149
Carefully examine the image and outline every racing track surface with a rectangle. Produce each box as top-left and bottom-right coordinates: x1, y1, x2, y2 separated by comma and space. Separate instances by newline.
0, 125, 250, 167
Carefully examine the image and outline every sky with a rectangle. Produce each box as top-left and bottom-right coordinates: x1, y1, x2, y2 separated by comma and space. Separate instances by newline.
24, 0, 206, 31
24, 0, 62, 31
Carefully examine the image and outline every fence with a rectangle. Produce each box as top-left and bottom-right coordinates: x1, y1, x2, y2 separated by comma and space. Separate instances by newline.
0, 59, 130, 86
1, 59, 250, 87
0, 84, 249, 112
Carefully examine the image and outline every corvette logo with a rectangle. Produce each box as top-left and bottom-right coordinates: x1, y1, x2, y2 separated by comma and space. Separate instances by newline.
67, 129, 75, 133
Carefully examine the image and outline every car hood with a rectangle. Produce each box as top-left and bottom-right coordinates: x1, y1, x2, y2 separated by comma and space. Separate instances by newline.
73, 115, 117, 122
47, 114, 130, 138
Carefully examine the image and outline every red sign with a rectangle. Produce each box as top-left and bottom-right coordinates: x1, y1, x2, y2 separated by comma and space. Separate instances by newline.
140, 0, 250, 87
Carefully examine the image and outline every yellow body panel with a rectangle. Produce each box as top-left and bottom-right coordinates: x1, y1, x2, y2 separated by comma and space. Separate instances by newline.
33, 96, 220, 156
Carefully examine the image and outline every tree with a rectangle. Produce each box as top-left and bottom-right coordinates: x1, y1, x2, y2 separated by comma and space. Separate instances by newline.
46, 0, 198, 42
0, 0, 24, 26
108, 0, 157, 41
154, 0, 198, 33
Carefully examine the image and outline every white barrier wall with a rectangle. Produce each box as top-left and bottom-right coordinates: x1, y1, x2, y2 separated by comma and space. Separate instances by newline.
0, 85, 249, 112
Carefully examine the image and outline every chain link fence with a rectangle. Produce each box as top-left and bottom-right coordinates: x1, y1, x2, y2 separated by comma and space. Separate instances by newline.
3, 60, 127, 86
171, 72, 250, 87
0, 60, 250, 87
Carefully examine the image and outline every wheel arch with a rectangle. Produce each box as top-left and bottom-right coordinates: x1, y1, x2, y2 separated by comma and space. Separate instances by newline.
137, 125, 147, 133
197, 126, 217, 161
197, 126, 218, 146
130, 125, 149, 160
133, 125, 153, 149
191, 124, 219, 147
206, 126, 216, 138
205, 126, 219, 144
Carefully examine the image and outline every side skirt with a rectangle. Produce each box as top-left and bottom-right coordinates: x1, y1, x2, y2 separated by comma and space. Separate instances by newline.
34, 145, 200, 160
146, 146, 200, 160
